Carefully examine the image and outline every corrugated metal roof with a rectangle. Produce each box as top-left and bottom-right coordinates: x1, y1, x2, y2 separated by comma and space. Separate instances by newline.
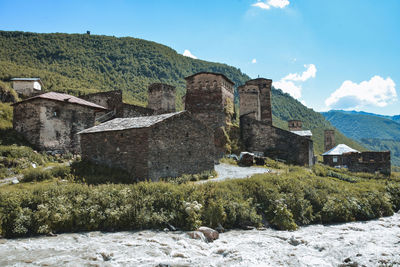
13, 92, 107, 110
79, 111, 185, 134
290, 130, 313, 137
322, 144, 360, 156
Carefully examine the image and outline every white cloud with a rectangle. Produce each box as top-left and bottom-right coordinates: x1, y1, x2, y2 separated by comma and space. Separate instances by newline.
251, 58, 257, 64
183, 49, 197, 59
272, 64, 317, 100
268, 0, 290, 8
252, 0, 289, 10
282, 64, 316, 82
325, 76, 397, 110
273, 80, 302, 99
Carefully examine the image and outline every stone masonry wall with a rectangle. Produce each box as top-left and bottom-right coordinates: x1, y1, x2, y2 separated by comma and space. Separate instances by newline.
238, 84, 261, 120
80, 128, 149, 180
148, 113, 215, 180
14, 99, 98, 153
81, 90, 123, 112
241, 116, 314, 166
148, 83, 176, 114
345, 151, 391, 175
13, 101, 42, 148
121, 103, 155, 118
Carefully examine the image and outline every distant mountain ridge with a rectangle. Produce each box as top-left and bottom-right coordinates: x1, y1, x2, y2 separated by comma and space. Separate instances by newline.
322, 110, 400, 166
0, 30, 364, 157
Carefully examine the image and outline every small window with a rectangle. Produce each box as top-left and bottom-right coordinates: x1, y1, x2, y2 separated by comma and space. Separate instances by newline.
120, 133, 124, 137
186, 132, 189, 138
333, 156, 338, 163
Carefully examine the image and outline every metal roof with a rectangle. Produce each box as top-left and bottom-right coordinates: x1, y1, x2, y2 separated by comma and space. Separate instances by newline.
79, 111, 185, 134
13, 92, 107, 110
290, 130, 313, 137
322, 144, 360, 156
11, 78, 41, 81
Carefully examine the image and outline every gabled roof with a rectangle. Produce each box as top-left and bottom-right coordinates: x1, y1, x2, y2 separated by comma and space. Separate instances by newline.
79, 111, 185, 134
322, 144, 360, 156
11, 78, 43, 86
184, 72, 235, 85
12, 92, 107, 110
290, 130, 312, 137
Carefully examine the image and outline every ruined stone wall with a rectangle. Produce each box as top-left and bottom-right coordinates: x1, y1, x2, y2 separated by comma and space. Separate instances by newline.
148, 113, 215, 180
147, 83, 176, 114
13, 101, 42, 148
238, 84, 261, 120
80, 128, 149, 180
121, 103, 155, 118
345, 151, 391, 175
240, 116, 314, 166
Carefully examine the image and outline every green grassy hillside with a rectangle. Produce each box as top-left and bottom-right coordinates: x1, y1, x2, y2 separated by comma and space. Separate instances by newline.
0, 30, 364, 158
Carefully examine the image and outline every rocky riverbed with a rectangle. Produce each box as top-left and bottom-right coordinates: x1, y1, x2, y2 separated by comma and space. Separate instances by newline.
1, 212, 400, 266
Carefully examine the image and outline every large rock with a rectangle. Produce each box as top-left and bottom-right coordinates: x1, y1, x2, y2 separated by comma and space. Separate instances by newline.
197, 226, 219, 242
187, 231, 207, 242
239, 152, 254, 167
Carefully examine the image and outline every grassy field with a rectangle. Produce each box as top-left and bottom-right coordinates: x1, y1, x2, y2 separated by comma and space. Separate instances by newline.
0, 160, 399, 238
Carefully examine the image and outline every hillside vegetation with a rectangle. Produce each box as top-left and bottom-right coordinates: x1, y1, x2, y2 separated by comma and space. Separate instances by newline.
0, 30, 363, 157
323, 110, 400, 166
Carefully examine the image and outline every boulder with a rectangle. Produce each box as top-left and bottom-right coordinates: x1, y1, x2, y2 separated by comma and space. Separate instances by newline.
197, 226, 219, 242
254, 157, 265, 166
239, 152, 254, 166
187, 231, 207, 242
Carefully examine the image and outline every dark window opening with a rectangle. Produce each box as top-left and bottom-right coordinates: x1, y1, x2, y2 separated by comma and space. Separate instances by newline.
186, 132, 189, 138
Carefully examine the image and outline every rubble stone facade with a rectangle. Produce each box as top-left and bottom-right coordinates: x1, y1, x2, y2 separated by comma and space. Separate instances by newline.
288, 120, 303, 131
79, 111, 215, 181
240, 116, 314, 166
13, 94, 105, 153
184, 72, 235, 158
346, 151, 391, 175
147, 83, 176, 114
239, 78, 314, 166
324, 130, 335, 152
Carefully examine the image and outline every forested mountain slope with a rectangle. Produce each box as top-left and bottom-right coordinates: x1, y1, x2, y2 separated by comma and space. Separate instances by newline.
0, 31, 364, 158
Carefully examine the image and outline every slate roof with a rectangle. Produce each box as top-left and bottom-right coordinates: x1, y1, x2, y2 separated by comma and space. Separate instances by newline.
12, 92, 107, 110
79, 111, 185, 134
290, 130, 313, 137
322, 144, 360, 156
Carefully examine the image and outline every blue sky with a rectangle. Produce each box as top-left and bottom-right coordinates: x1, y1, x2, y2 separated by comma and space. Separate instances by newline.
1, 0, 399, 115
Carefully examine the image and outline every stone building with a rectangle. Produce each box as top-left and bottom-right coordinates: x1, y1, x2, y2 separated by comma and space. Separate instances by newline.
184, 72, 235, 157
322, 144, 391, 175
11, 78, 43, 97
12, 92, 107, 153
147, 83, 176, 114
81, 90, 155, 120
322, 144, 360, 166
79, 111, 215, 181
239, 78, 314, 166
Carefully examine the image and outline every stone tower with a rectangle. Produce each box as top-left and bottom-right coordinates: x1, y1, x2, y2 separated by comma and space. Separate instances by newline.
238, 83, 261, 120
288, 120, 302, 131
238, 78, 272, 125
324, 129, 335, 152
147, 83, 176, 114
184, 72, 235, 130
184, 72, 235, 158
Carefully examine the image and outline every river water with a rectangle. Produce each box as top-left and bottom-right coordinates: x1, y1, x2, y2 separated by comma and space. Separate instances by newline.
1, 212, 399, 267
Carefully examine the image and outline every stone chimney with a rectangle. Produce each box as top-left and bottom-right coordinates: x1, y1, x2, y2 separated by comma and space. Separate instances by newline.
324, 129, 335, 152
288, 120, 302, 131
